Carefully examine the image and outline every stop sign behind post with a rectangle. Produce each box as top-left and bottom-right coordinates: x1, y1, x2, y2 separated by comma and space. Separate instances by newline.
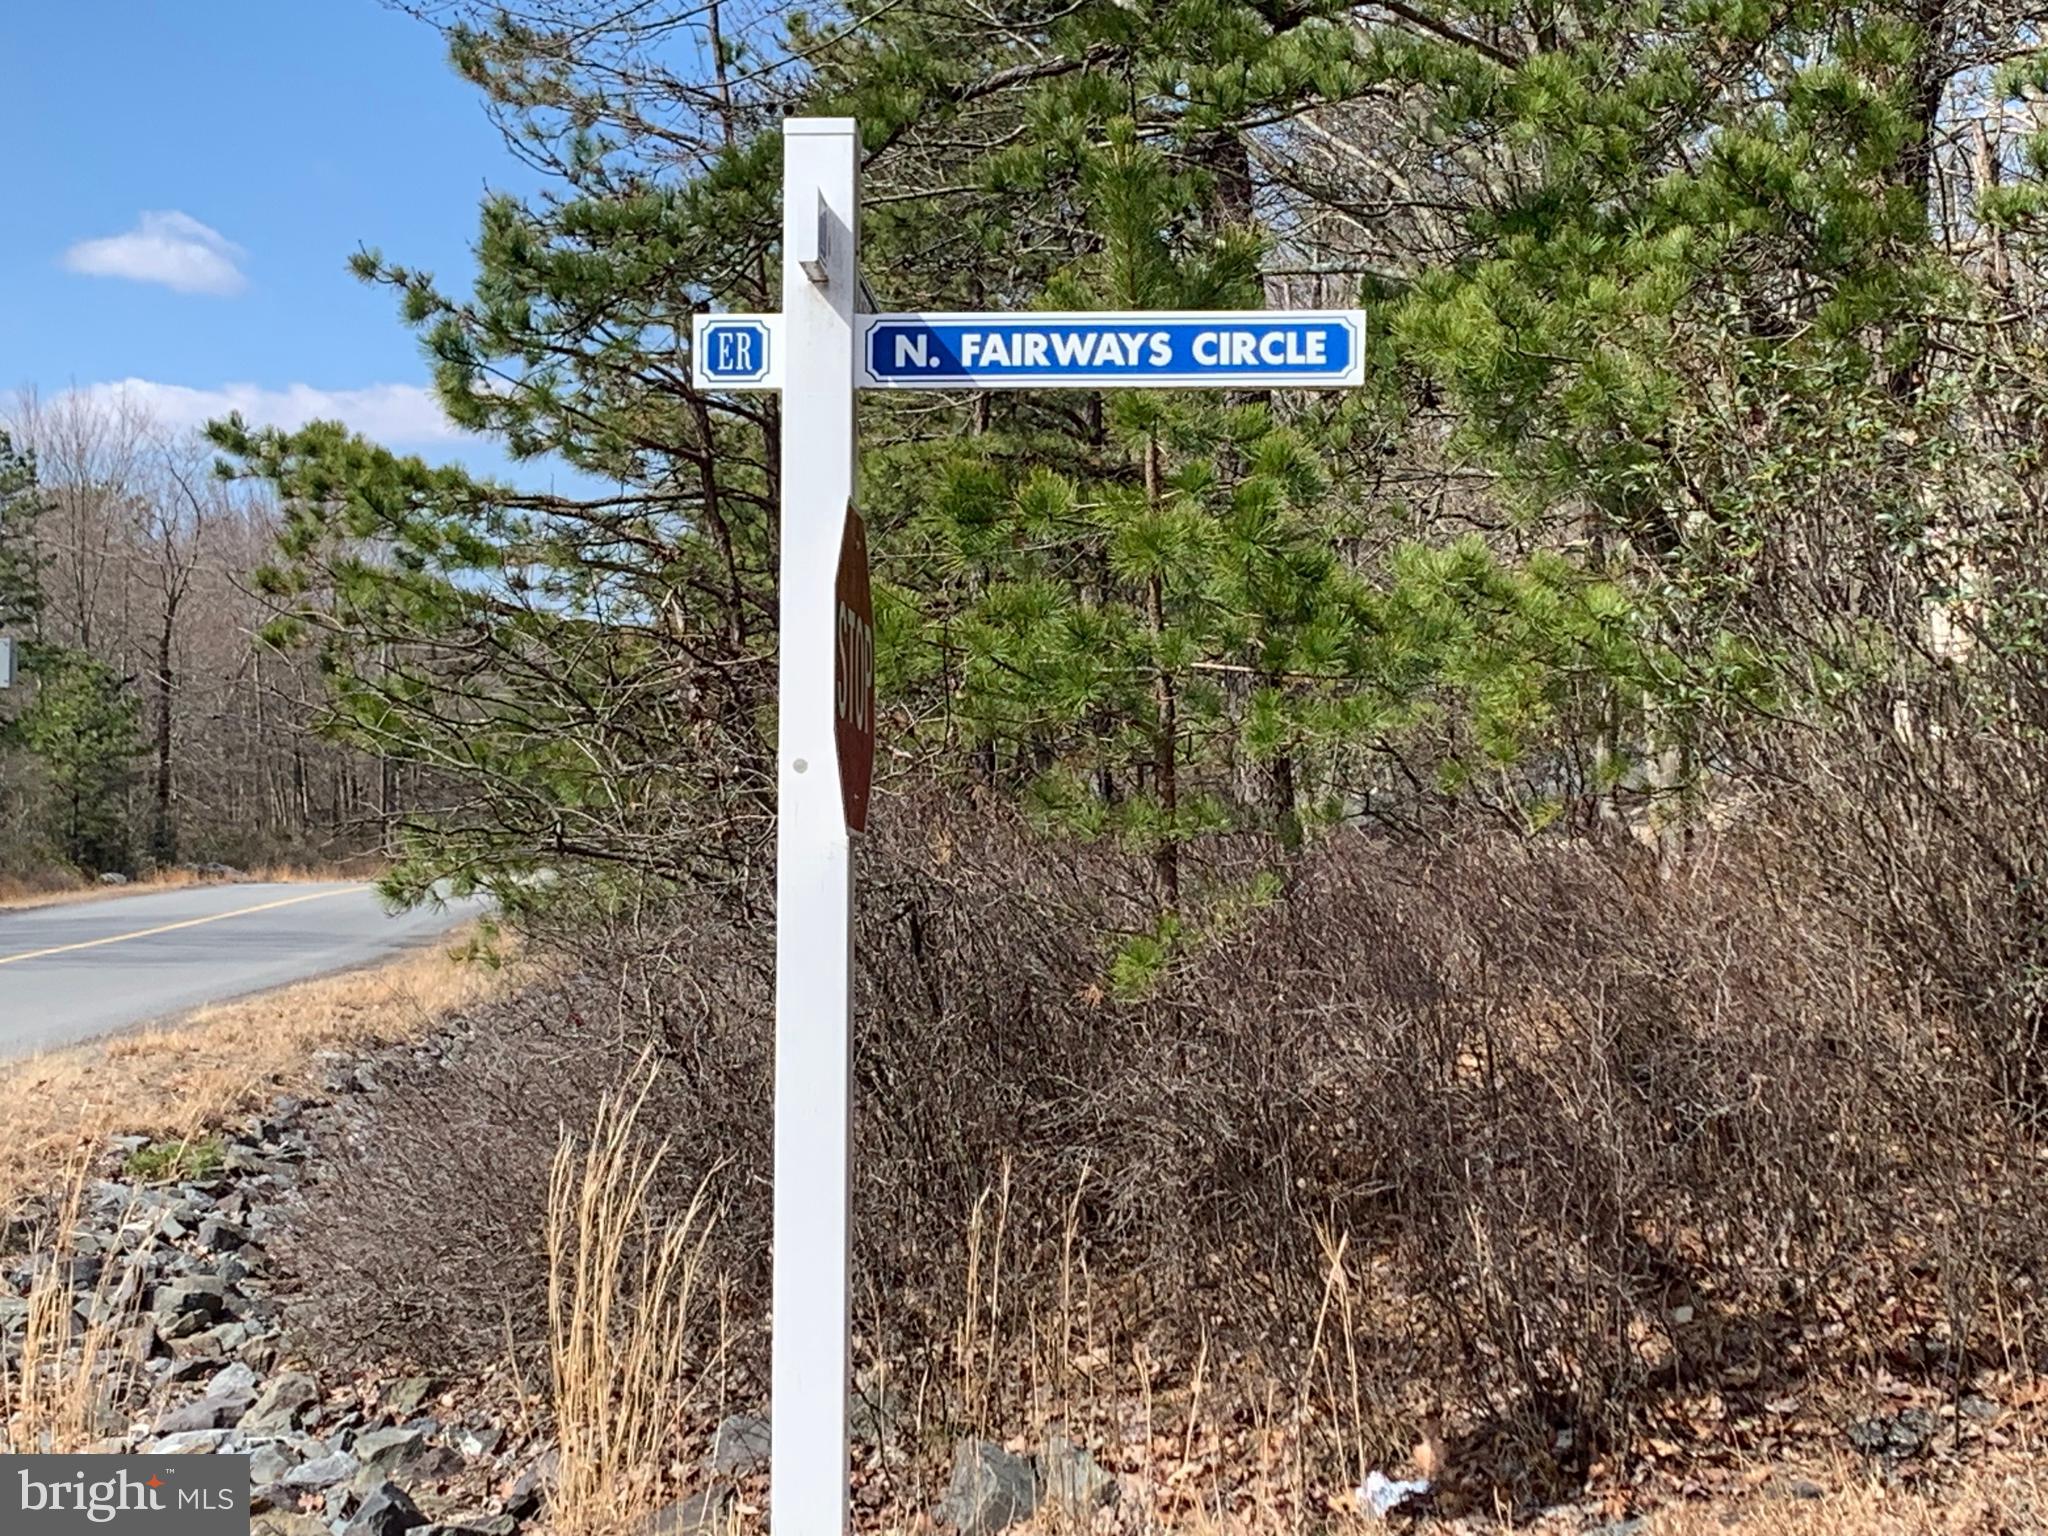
834, 505, 875, 832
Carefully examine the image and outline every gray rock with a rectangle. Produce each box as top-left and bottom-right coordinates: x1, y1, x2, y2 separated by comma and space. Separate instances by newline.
155, 1392, 244, 1434
938, 1439, 1037, 1536
127, 1318, 162, 1363
1890, 1407, 1935, 1451
150, 1277, 227, 1335
384, 1377, 438, 1418
425, 1521, 516, 1536
167, 1327, 227, 1362
36, 1253, 104, 1291
1588, 1521, 1648, 1536
146, 1429, 233, 1455
353, 1426, 426, 1476
281, 1451, 358, 1490
244, 1371, 320, 1435
506, 1449, 558, 1519
197, 1216, 250, 1253
454, 1425, 503, 1459
248, 1441, 298, 1485
405, 1445, 466, 1483
1038, 1435, 1116, 1514
710, 1412, 771, 1477
638, 1487, 731, 1536
222, 1145, 279, 1177
851, 1372, 902, 1441
345, 1481, 427, 1536
206, 1361, 262, 1403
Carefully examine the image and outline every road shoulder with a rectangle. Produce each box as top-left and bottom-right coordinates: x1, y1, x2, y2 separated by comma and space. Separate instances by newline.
0, 929, 515, 1212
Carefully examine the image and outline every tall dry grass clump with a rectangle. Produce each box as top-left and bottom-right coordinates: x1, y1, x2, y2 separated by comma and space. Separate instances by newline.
546, 1056, 718, 1536
0, 1163, 142, 1453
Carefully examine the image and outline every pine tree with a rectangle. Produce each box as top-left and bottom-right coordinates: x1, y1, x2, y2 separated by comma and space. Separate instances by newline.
871, 123, 1396, 920
13, 650, 142, 875
215, 0, 2017, 911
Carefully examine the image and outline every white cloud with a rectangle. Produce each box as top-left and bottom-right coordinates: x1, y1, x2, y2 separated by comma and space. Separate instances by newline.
61, 379, 466, 444
62, 211, 248, 296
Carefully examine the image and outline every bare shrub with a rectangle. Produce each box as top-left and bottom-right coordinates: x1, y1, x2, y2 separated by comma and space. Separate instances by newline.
275, 982, 670, 1373
283, 789, 2047, 1497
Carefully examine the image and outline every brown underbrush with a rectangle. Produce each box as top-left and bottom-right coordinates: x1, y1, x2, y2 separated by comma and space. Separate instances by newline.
283, 789, 2048, 1522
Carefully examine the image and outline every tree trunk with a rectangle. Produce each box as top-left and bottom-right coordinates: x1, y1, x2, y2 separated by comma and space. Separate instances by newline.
1145, 433, 1179, 908
151, 602, 176, 866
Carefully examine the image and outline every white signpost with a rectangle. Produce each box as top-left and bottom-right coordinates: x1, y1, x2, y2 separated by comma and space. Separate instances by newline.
694, 116, 1366, 1534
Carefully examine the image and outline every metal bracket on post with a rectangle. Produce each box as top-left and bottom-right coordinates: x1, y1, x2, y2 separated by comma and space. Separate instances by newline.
773, 116, 860, 1536
796, 189, 836, 286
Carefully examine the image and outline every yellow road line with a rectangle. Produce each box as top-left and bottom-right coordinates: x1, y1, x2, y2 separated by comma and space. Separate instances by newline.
0, 887, 361, 968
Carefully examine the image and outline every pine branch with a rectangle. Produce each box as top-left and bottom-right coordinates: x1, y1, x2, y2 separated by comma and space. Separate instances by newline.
1358, 0, 1519, 68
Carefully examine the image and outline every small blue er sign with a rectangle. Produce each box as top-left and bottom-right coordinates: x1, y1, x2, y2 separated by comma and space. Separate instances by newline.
699, 319, 772, 384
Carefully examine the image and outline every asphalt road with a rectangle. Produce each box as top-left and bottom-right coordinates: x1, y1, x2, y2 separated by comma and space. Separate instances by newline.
0, 881, 484, 1058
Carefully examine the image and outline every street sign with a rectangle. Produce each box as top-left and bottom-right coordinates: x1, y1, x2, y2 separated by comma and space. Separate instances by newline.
833, 506, 875, 832
715, 116, 1365, 1536
696, 315, 781, 388
691, 309, 1366, 393
861, 310, 1365, 390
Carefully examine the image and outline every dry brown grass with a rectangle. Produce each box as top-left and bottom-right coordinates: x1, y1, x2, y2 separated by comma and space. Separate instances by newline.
546, 1055, 718, 1536
798, 1164, 2048, 1536
0, 929, 514, 1211
0, 1162, 147, 1452
1626, 1454, 2047, 1536
0, 866, 209, 911
1152, 1456, 2048, 1535
0, 859, 381, 912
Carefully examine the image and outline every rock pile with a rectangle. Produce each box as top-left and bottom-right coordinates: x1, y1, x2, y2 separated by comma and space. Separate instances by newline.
1, 1030, 1122, 1536
0, 1095, 542, 1536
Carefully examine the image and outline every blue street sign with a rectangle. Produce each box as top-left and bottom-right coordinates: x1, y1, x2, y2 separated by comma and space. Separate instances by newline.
695, 316, 779, 387
859, 310, 1365, 390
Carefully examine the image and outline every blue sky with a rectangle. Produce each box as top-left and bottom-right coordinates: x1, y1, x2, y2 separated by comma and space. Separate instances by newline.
7, 1, 555, 478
